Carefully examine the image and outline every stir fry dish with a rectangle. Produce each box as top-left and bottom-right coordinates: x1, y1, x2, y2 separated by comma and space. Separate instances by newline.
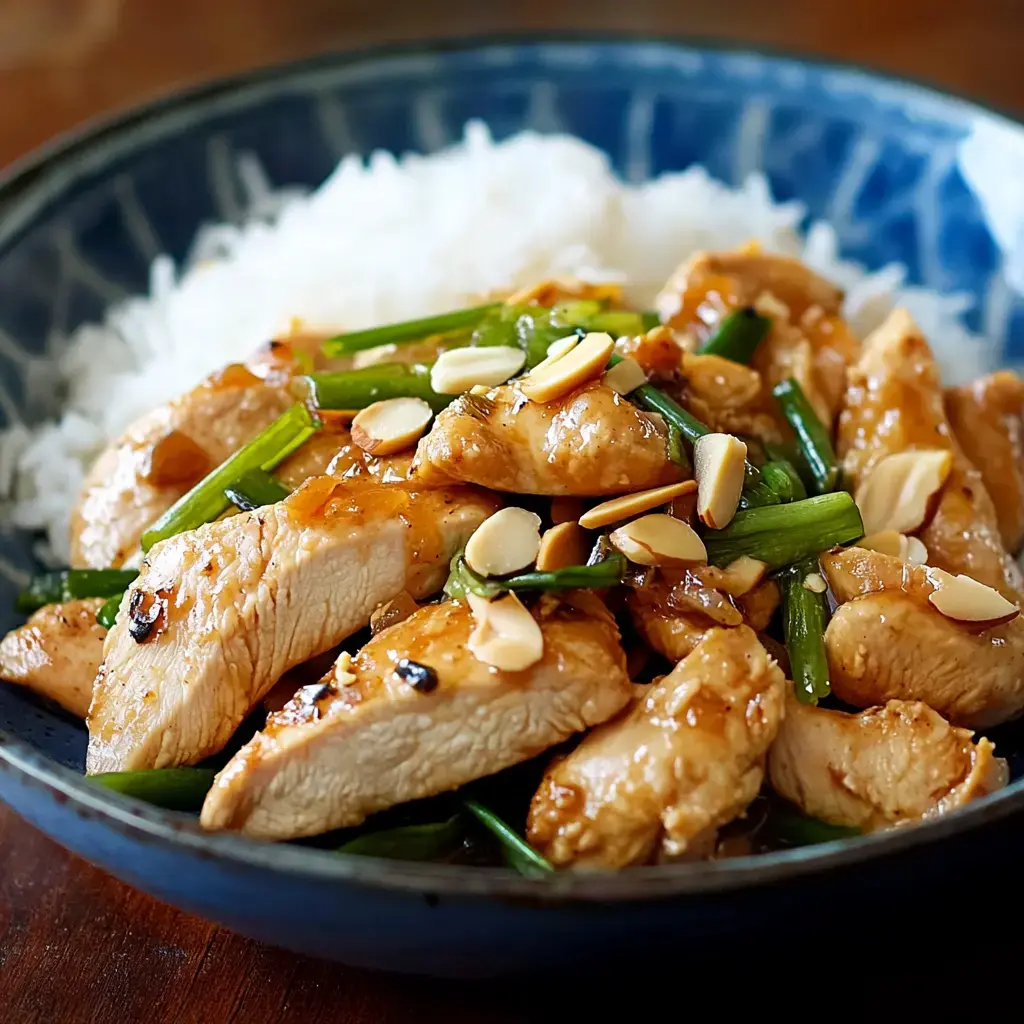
5, 247, 1022, 873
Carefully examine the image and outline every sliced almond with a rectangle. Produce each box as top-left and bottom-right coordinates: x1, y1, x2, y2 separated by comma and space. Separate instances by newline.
370, 591, 419, 635
694, 433, 747, 529
520, 331, 615, 404
754, 290, 791, 320
536, 522, 588, 572
469, 384, 491, 396
578, 481, 697, 530
465, 507, 542, 577
467, 591, 544, 671
350, 397, 433, 456
854, 450, 953, 535
927, 570, 1019, 628
802, 572, 828, 594
905, 536, 928, 565
856, 529, 905, 558
430, 345, 526, 395
720, 556, 768, 596
530, 334, 579, 375
609, 513, 707, 567
603, 357, 647, 396
551, 497, 584, 525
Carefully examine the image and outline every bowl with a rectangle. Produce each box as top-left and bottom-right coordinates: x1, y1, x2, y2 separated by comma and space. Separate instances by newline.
2, 36, 1024, 978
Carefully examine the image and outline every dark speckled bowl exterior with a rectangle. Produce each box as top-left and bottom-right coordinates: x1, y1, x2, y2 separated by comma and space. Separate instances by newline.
2, 37, 1024, 977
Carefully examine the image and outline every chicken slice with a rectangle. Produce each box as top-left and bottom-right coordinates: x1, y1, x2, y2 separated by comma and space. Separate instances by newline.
200, 592, 631, 840
836, 308, 1020, 598
769, 691, 1007, 832
0, 598, 106, 718
86, 478, 498, 773
411, 381, 683, 496
527, 625, 786, 870
945, 370, 1024, 553
820, 546, 1024, 727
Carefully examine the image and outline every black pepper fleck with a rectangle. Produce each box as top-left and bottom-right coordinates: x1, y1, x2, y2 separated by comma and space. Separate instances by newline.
396, 659, 439, 693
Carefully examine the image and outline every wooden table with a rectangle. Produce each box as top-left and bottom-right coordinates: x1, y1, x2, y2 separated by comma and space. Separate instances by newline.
2, 2, 1023, 1020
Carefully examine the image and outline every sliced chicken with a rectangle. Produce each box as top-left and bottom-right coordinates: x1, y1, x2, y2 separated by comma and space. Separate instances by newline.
0, 598, 107, 718
945, 370, 1024, 553
86, 478, 499, 773
412, 381, 683, 495
769, 691, 1007, 831
527, 625, 786, 870
820, 547, 1024, 727
836, 308, 1021, 598
200, 592, 632, 840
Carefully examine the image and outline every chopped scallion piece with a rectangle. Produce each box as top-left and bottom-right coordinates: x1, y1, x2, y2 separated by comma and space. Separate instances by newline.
141, 403, 316, 552
444, 553, 625, 601
698, 306, 772, 363
337, 816, 463, 861
15, 568, 139, 615
224, 468, 291, 512
96, 592, 124, 629
703, 492, 863, 570
781, 557, 832, 704
759, 459, 807, 503
462, 798, 552, 876
305, 363, 451, 412
770, 807, 860, 846
90, 768, 217, 811
321, 303, 502, 356
772, 378, 839, 493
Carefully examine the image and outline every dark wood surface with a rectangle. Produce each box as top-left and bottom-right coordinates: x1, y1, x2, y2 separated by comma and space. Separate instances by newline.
2, 2, 1024, 1021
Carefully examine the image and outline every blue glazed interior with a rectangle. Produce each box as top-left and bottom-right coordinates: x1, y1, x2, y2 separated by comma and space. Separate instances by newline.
1, 39, 1022, 799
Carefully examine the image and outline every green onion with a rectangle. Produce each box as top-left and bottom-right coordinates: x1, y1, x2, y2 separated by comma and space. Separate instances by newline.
759, 459, 807, 503
640, 311, 661, 331
338, 816, 463, 861
444, 554, 625, 601
15, 568, 139, 615
96, 592, 123, 629
224, 468, 291, 512
772, 378, 839, 494
698, 307, 772, 363
305, 363, 451, 413
90, 768, 217, 811
321, 303, 501, 356
462, 798, 552, 876
585, 309, 648, 337
703, 492, 863, 570
666, 423, 688, 470
141, 403, 316, 552
781, 558, 832, 704
771, 807, 860, 847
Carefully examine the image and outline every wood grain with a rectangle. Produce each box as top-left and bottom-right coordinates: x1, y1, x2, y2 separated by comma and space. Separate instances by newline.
1, 2, 1023, 1020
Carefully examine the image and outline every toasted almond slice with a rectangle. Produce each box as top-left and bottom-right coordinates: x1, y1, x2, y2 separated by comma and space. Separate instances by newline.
430, 345, 526, 395
350, 397, 433, 456
551, 497, 585, 525
905, 535, 929, 565
603, 357, 647, 396
927, 570, 1019, 628
469, 384, 491, 396
854, 449, 953, 535
536, 522, 588, 572
369, 591, 419, 636
465, 507, 542, 577
754, 290, 791, 320
857, 529, 905, 558
467, 591, 544, 671
802, 572, 828, 594
694, 433, 747, 529
529, 334, 579, 375
720, 556, 768, 596
609, 513, 707, 567
520, 331, 615, 404
578, 480, 697, 530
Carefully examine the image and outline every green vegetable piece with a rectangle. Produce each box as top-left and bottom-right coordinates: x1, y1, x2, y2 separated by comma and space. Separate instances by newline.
771, 807, 860, 846
697, 307, 772, 363
772, 377, 840, 494
15, 568, 139, 615
141, 403, 317, 552
781, 558, 832, 703
224, 468, 291, 512
703, 492, 864, 570
462, 798, 553, 877
96, 592, 124, 630
90, 768, 217, 811
443, 554, 625, 602
320, 303, 502, 356
305, 363, 451, 413
338, 816, 463, 861
759, 459, 807, 503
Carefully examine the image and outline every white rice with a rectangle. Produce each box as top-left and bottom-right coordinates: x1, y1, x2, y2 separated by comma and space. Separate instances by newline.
0, 121, 993, 565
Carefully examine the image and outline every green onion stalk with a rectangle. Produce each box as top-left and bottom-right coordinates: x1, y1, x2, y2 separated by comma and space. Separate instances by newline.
141, 403, 317, 552
697, 307, 772, 363
304, 363, 452, 413
772, 378, 840, 493
224, 468, 291, 512
15, 568, 139, 615
780, 557, 832, 704
462, 798, 552, 876
444, 552, 626, 602
337, 816, 463, 861
90, 768, 217, 811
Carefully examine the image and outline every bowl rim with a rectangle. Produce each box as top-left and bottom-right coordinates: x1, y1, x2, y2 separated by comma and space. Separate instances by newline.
2, 32, 1024, 903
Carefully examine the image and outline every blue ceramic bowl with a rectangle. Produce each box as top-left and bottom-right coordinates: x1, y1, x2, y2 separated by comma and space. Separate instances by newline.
2, 38, 1024, 978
